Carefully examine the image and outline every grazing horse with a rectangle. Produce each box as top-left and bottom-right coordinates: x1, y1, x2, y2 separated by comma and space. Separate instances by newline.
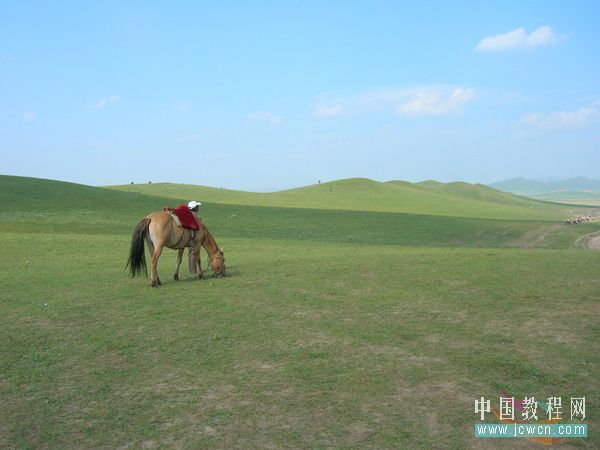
126, 211, 225, 287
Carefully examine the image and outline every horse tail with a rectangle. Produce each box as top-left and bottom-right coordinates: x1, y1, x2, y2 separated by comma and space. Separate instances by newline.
126, 217, 150, 277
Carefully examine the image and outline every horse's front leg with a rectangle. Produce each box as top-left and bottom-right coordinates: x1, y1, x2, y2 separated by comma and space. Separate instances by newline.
150, 242, 164, 287
193, 244, 203, 279
173, 248, 184, 281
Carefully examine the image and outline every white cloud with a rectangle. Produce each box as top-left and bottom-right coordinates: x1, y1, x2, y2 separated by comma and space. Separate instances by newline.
23, 111, 36, 121
315, 105, 343, 117
87, 140, 112, 149
93, 95, 120, 109
1, 52, 16, 64
176, 101, 192, 112
205, 151, 235, 159
475, 26, 565, 52
176, 134, 201, 144
315, 86, 476, 118
520, 108, 600, 129
395, 87, 475, 117
246, 111, 283, 124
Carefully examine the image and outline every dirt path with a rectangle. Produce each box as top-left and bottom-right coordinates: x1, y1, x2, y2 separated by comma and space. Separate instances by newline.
585, 234, 600, 250
572, 231, 600, 250
508, 225, 560, 248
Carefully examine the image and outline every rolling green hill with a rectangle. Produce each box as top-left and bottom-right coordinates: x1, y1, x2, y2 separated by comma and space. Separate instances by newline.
0, 175, 173, 235
489, 177, 549, 195
109, 177, 577, 221
530, 191, 600, 206
491, 176, 600, 194
0, 175, 163, 211
490, 176, 600, 205
2, 174, 600, 448
2, 175, 597, 249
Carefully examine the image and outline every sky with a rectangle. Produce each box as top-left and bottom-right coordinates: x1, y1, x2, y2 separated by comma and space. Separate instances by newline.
1, 1, 599, 191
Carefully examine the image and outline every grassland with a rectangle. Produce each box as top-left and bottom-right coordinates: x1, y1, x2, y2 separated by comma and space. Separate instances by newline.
1, 175, 599, 449
529, 191, 600, 207
109, 178, 580, 220
490, 177, 600, 207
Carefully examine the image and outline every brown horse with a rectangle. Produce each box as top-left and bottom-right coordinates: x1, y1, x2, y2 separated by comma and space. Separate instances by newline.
126, 211, 225, 287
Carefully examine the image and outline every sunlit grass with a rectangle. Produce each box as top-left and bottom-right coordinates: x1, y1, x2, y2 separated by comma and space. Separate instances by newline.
1, 175, 599, 448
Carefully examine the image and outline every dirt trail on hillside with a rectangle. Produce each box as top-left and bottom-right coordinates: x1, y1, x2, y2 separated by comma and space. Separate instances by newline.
508, 225, 559, 248
572, 231, 600, 250
584, 233, 600, 250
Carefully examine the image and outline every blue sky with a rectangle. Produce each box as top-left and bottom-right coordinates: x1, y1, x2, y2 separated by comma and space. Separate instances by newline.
1, 1, 599, 190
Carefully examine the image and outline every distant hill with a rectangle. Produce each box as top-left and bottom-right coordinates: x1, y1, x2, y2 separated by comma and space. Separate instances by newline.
489, 178, 550, 195
0, 175, 159, 210
0, 175, 171, 234
2, 175, 599, 247
490, 177, 600, 206
1, 175, 584, 222
109, 177, 577, 221
3, 174, 593, 228
490, 176, 600, 194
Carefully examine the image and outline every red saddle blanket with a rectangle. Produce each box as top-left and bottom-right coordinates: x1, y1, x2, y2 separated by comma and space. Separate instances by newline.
164, 205, 199, 230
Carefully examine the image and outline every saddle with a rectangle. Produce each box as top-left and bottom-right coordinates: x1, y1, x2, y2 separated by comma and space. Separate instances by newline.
163, 205, 200, 230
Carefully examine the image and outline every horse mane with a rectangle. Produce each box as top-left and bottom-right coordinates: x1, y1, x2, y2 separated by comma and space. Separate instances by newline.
198, 218, 220, 255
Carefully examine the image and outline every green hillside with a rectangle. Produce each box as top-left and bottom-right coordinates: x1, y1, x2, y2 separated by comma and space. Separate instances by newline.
0, 175, 162, 211
489, 177, 549, 195
531, 191, 600, 206
2, 175, 597, 249
0, 175, 172, 235
490, 176, 600, 206
2, 175, 600, 448
413, 180, 535, 206
492, 176, 600, 195
109, 177, 575, 221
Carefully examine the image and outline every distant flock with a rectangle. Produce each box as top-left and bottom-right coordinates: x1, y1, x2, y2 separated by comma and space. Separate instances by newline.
565, 215, 594, 225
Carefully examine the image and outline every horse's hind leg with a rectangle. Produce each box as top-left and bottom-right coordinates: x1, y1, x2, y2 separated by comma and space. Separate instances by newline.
150, 242, 164, 287
173, 248, 184, 281
146, 237, 155, 256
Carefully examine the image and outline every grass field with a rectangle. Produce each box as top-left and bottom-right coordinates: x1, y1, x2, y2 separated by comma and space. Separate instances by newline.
109, 178, 581, 220
528, 191, 600, 207
1, 175, 599, 449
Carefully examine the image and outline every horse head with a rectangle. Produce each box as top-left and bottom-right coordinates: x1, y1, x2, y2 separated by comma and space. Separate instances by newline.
210, 249, 226, 277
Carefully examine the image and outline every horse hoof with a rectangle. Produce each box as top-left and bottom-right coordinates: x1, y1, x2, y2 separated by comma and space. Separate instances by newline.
174, 274, 179, 281
198, 273, 203, 279
151, 280, 158, 287
157, 279, 162, 285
